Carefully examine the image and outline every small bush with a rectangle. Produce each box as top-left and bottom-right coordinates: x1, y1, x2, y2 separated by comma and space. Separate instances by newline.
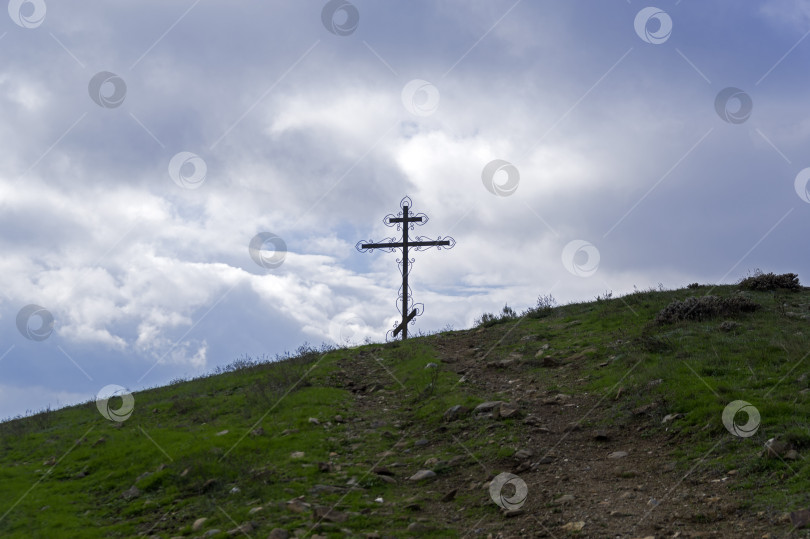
214, 355, 257, 373
738, 271, 800, 291
654, 295, 760, 325
475, 304, 518, 328
595, 290, 613, 302
687, 282, 700, 289
525, 294, 557, 319
475, 312, 498, 327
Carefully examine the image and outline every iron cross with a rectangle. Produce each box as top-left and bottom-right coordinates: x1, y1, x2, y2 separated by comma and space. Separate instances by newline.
356, 196, 455, 340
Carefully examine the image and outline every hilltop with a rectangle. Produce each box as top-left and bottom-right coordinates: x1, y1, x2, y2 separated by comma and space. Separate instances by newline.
1, 274, 809, 538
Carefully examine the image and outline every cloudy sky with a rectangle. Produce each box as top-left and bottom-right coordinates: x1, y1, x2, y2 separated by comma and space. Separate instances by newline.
1, 0, 809, 420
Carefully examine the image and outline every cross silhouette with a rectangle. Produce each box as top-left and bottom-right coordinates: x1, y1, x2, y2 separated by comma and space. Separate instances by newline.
356, 196, 456, 340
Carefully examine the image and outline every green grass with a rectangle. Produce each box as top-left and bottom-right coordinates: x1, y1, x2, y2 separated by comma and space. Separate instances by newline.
1, 283, 809, 536
581, 285, 810, 512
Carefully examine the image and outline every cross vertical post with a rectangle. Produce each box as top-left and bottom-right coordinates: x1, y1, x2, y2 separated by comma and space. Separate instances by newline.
401, 203, 409, 339
356, 196, 456, 340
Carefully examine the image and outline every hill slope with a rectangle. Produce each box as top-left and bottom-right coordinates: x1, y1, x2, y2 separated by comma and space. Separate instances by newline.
1, 281, 809, 538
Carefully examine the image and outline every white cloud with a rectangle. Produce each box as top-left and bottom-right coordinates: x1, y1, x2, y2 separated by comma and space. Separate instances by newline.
0, 1, 805, 421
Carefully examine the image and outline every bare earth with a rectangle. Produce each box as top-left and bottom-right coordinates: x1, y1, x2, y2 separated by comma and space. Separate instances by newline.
329, 329, 797, 538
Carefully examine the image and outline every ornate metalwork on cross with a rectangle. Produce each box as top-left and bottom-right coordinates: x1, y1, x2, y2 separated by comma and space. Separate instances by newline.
356, 196, 456, 340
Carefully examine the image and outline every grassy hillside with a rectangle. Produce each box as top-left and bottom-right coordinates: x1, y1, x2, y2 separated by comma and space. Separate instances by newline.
1, 276, 809, 538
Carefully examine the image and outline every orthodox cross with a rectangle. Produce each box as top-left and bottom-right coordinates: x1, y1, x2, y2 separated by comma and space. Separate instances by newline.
356, 196, 455, 340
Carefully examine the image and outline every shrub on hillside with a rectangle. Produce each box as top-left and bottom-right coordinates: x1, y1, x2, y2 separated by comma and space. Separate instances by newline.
654, 295, 760, 325
475, 304, 518, 328
738, 271, 800, 291
525, 294, 557, 319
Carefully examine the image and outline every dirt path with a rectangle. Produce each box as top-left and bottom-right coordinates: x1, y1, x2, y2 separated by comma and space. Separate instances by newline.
325, 330, 795, 538
428, 331, 791, 538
